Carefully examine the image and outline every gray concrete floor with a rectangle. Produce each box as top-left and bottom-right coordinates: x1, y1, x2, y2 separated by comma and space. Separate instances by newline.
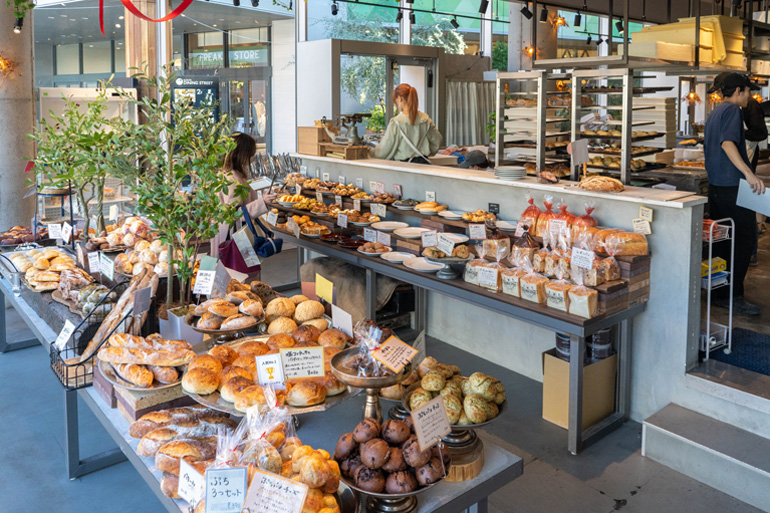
0, 245, 761, 513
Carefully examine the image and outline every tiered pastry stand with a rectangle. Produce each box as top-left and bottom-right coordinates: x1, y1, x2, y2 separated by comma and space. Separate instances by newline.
422, 255, 472, 280
341, 476, 441, 513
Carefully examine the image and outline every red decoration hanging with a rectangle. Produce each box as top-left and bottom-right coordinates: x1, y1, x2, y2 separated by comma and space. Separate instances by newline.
101, 0, 195, 35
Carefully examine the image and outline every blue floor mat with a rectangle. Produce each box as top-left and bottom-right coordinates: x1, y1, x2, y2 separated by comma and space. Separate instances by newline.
711, 328, 770, 376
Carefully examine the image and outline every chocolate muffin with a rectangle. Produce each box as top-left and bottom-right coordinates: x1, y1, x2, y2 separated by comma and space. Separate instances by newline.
340, 453, 363, 478
402, 436, 432, 468
381, 420, 411, 445
353, 417, 381, 443
360, 439, 391, 469
333, 432, 358, 460
385, 470, 418, 494
354, 466, 385, 493
415, 457, 444, 486
381, 447, 407, 473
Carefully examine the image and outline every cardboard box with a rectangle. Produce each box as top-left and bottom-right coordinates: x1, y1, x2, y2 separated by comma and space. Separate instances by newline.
542, 349, 617, 430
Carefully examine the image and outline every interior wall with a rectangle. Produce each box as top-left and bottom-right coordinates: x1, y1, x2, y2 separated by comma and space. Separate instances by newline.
271, 19, 297, 153
295, 39, 337, 132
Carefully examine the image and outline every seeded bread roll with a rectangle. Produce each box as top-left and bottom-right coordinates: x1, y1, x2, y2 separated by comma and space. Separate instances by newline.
188, 354, 224, 375
268, 317, 298, 336
294, 300, 325, 322
265, 297, 296, 320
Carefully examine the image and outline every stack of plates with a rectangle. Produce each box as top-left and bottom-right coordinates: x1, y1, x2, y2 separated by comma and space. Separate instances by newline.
494, 166, 526, 181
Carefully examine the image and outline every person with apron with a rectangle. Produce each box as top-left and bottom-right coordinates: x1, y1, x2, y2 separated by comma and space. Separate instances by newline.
370, 84, 442, 164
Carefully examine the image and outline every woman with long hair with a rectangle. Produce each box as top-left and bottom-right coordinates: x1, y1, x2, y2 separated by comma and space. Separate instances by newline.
371, 83, 442, 164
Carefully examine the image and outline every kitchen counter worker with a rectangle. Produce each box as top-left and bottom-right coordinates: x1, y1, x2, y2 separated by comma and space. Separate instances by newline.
370, 83, 442, 164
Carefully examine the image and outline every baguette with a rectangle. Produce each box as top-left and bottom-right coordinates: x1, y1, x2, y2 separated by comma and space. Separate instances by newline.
98, 346, 195, 367
114, 363, 154, 388
155, 438, 217, 476
138, 427, 179, 457
149, 365, 180, 384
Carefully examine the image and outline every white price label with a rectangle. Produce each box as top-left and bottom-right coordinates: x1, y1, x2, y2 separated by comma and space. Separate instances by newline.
377, 231, 391, 247
331, 304, 354, 337
87, 252, 100, 274
425, 191, 436, 202
54, 319, 76, 351
294, 185, 302, 195
639, 206, 653, 222
338, 175, 346, 185
241, 468, 309, 513
514, 222, 526, 238
48, 223, 62, 240
337, 213, 348, 228
375, 182, 385, 194
436, 233, 455, 256
281, 346, 325, 379
370, 203, 387, 217
393, 184, 402, 198
478, 266, 499, 288
353, 199, 361, 212
193, 270, 216, 296
549, 219, 568, 236
205, 467, 248, 513
322, 172, 330, 182
363, 228, 377, 242
632, 218, 652, 235
108, 205, 119, 222
355, 178, 364, 189
369, 181, 377, 193
372, 335, 418, 373
571, 247, 595, 270
421, 231, 438, 248
469, 224, 487, 240
316, 191, 323, 203
266, 212, 278, 226
61, 222, 73, 243
291, 221, 301, 239
178, 459, 205, 506
99, 253, 115, 281
255, 353, 286, 390
412, 396, 452, 452
335, 195, 343, 207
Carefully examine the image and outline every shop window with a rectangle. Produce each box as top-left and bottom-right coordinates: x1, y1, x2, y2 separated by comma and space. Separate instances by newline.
229, 28, 270, 68
115, 40, 126, 75
492, 0, 509, 71
306, 0, 398, 43
188, 31, 225, 69
82, 41, 113, 74
410, 0, 479, 55
55, 44, 80, 75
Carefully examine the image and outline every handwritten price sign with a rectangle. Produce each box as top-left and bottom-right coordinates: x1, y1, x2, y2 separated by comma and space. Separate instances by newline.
412, 396, 451, 452
372, 336, 418, 373
205, 467, 247, 513
242, 468, 309, 513
281, 347, 325, 379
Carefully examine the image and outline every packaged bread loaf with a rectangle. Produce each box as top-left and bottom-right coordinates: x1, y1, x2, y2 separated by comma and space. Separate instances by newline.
520, 192, 541, 232
519, 258, 549, 304
463, 243, 487, 286
572, 229, 604, 287
511, 226, 539, 266
535, 195, 556, 238
605, 231, 648, 256
545, 274, 572, 312
554, 198, 576, 226
501, 254, 528, 298
572, 202, 598, 240
568, 269, 598, 319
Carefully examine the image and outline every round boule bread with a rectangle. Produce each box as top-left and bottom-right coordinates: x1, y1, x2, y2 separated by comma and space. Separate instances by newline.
188, 354, 224, 375
268, 317, 298, 335
294, 300, 325, 322
318, 328, 350, 349
209, 345, 238, 367
237, 340, 271, 358
267, 333, 296, 350
220, 376, 254, 403
265, 297, 295, 320
286, 379, 326, 407
182, 367, 219, 395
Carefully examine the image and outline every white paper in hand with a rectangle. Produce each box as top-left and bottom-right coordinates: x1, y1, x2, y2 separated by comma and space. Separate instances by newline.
737, 178, 770, 217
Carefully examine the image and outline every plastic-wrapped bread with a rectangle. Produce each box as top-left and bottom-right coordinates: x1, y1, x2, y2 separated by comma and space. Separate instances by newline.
568, 286, 598, 318
501, 268, 526, 297
545, 280, 571, 312
605, 232, 648, 256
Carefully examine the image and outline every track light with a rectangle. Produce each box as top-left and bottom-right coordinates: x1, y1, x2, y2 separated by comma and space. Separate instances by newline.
615, 20, 624, 34
450, 16, 460, 29
233, 0, 240, 6
520, 4, 533, 19
331, 1, 338, 15
478, 0, 489, 14
410, 10, 416, 24
539, 5, 549, 23
251, 0, 258, 6
13, 17, 23, 34
406, 0, 414, 3
586, 34, 592, 45
596, 37, 605, 46
574, 11, 581, 27
396, 9, 402, 22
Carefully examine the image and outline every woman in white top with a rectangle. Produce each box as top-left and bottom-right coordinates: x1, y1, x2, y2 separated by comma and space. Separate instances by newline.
211, 133, 276, 258
371, 84, 442, 164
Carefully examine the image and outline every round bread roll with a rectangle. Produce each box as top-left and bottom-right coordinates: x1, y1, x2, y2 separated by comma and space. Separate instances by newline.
33, 257, 50, 270
440, 382, 463, 400
238, 340, 270, 358
294, 300, 325, 322
150, 239, 164, 253
286, 380, 326, 407
301, 318, 329, 333
220, 376, 254, 403
209, 345, 238, 367
219, 366, 253, 389
268, 317, 298, 336
197, 311, 224, 330
158, 250, 171, 264
340, 454, 364, 478
316, 372, 346, 396
463, 393, 488, 423
209, 302, 238, 318
353, 466, 385, 494
386, 470, 417, 494
231, 355, 257, 378
421, 370, 446, 392
135, 240, 151, 252
123, 233, 137, 247
234, 385, 269, 412
417, 356, 438, 378
290, 294, 309, 305
317, 328, 350, 350
291, 324, 320, 345
239, 299, 264, 318
409, 387, 433, 411
441, 394, 463, 424
353, 418, 381, 443
220, 313, 257, 330
382, 447, 408, 473
188, 354, 224, 375
140, 249, 158, 265
265, 297, 295, 320
360, 439, 390, 469
267, 333, 296, 350
182, 368, 219, 395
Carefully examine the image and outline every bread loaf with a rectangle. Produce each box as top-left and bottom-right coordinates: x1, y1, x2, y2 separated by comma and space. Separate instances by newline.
520, 274, 548, 304
98, 346, 195, 367
568, 286, 598, 318
605, 232, 648, 256
197, 311, 223, 330
138, 427, 179, 457
155, 438, 216, 475
209, 302, 239, 318
194, 298, 226, 316
545, 280, 571, 312
221, 313, 257, 330
129, 411, 173, 438
148, 365, 179, 384
114, 363, 154, 388
160, 472, 180, 499
239, 299, 264, 318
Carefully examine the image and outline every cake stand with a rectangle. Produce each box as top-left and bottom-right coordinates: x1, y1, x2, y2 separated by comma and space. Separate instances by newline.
422, 255, 472, 280
340, 475, 441, 513
330, 347, 412, 423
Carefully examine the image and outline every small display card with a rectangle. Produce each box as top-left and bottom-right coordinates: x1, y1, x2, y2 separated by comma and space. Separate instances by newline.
281, 346, 325, 379
412, 396, 452, 452
108, 205, 119, 222
393, 184, 402, 198
255, 353, 286, 390
205, 467, 248, 513
241, 468, 309, 513
266, 212, 278, 226
61, 222, 73, 243
425, 191, 436, 202
99, 253, 115, 281
337, 213, 348, 229
353, 199, 361, 212
477, 267, 499, 288
331, 304, 354, 337
639, 206, 653, 222
372, 335, 418, 373
369, 181, 377, 193
549, 219, 568, 236
294, 185, 302, 195
412, 330, 427, 365
375, 182, 385, 194
468, 224, 487, 240
488, 203, 500, 215
335, 195, 343, 207
363, 228, 377, 242
87, 252, 100, 274
316, 192, 324, 203
178, 458, 205, 505
571, 247, 595, 270
322, 172, 330, 182
48, 223, 62, 240
514, 222, 526, 238
377, 231, 391, 247
632, 218, 652, 235
133, 286, 153, 316
355, 178, 364, 189
315, 273, 334, 304
570, 138, 590, 166
193, 256, 217, 295
436, 233, 455, 256
421, 230, 438, 248
370, 203, 387, 217
54, 319, 76, 351
338, 175, 346, 185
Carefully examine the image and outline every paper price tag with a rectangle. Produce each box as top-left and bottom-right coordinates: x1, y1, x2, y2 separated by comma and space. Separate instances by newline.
294, 185, 302, 195
633, 218, 652, 235
549, 219, 568, 236
377, 231, 391, 247
335, 195, 343, 207
436, 233, 455, 256
355, 178, 364, 189
363, 228, 377, 242
292, 222, 301, 238
54, 319, 76, 351
337, 213, 348, 228
353, 199, 361, 212
571, 247, 595, 270
99, 253, 115, 281
570, 138, 590, 166
370, 203, 387, 218
372, 336, 418, 373
425, 191, 436, 202
515, 222, 526, 238
393, 184, 402, 198
639, 206, 653, 222
85, 253, 99, 274
421, 230, 438, 248
178, 458, 205, 506
315, 274, 334, 304
242, 468, 309, 513
338, 175, 346, 185
193, 270, 216, 296
369, 181, 377, 192
412, 330, 427, 364
478, 267, 499, 288
412, 396, 452, 452
133, 286, 153, 316
281, 346, 325, 379
267, 212, 278, 226
322, 172, 330, 182
331, 304, 353, 337
255, 353, 286, 390
61, 222, 73, 243
315, 191, 323, 203
205, 467, 248, 513
375, 182, 385, 194
48, 223, 62, 240
108, 205, 119, 222
468, 224, 487, 240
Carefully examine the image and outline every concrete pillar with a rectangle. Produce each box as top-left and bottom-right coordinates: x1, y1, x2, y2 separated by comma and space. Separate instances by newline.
508, 2, 557, 71
0, 5, 35, 231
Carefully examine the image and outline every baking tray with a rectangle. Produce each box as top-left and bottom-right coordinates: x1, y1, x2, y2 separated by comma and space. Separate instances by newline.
97, 359, 182, 392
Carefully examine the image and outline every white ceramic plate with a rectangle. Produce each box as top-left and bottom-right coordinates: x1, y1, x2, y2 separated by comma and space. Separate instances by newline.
403, 257, 444, 273
442, 233, 469, 244
437, 211, 463, 220
380, 251, 414, 263
415, 209, 441, 215
496, 220, 519, 231
350, 221, 374, 226
357, 246, 392, 256
392, 204, 415, 210
394, 227, 430, 239
370, 221, 409, 232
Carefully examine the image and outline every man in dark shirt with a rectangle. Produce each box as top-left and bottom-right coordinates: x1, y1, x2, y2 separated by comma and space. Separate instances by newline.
704, 73, 766, 316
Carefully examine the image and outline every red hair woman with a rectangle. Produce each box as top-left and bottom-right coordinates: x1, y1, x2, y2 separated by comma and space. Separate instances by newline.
371, 83, 442, 164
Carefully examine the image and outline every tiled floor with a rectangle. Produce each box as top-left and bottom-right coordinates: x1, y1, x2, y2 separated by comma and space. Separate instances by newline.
0, 246, 761, 513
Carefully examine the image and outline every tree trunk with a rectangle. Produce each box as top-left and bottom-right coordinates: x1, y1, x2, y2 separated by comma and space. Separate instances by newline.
166, 242, 174, 307
95, 176, 106, 234
76, 188, 89, 241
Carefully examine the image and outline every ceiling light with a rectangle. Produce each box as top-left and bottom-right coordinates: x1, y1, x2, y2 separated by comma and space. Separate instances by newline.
539, 5, 549, 23
615, 20, 624, 34
251, 0, 259, 6
574, 11, 581, 27
13, 17, 23, 34
478, 0, 489, 14
520, 3, 533, 20
586, 34, 592, 45
115, 23, 121, 28
450, 16, 459, 29
331, 1, 338, 15
410, 10, 416, 24
119, 15, 124, 19
553, 15, 567, 27
395, 9, 402, 22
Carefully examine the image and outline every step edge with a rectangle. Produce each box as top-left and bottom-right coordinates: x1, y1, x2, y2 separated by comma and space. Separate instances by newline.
685, 370, 770, 417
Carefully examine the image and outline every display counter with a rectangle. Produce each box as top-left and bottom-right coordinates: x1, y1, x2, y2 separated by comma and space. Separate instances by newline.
293, 155, 707, 427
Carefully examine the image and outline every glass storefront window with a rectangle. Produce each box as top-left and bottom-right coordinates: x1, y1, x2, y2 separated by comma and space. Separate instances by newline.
82, 41, 112, 74
307, 0, 398, 43
492, 0, 509, 71
411, 0, 478, 55
115, 41, 126, 75
188, 31, 225, 69
56, 44, 80, 75
229, 28, 270, 68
